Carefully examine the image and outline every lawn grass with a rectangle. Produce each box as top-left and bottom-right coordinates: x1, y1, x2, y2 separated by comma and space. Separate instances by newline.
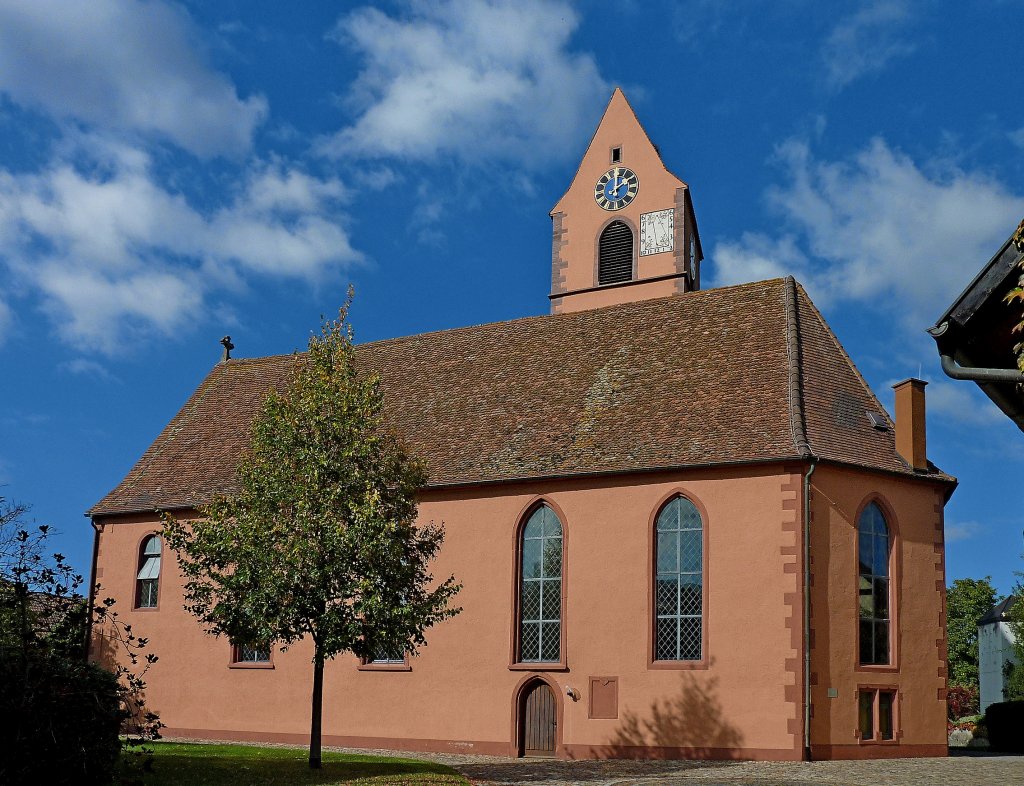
139, 742, 469, 786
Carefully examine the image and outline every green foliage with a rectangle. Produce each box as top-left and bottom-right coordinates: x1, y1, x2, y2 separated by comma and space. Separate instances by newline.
145, 743, 468, 785
946, 576, 998, 688
0, 649, 123, 785
983, 700, 1024, 752
162, 293, 461, 768
1006, 585, 1024, 701
0, 496, 161, 785
1003, 218, 1024, 370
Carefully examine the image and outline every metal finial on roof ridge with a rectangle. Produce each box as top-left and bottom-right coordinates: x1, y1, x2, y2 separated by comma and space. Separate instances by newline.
220, 336, 235, 362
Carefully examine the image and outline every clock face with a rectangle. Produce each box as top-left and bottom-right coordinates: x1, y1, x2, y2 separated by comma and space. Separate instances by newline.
595, 167, 638, 210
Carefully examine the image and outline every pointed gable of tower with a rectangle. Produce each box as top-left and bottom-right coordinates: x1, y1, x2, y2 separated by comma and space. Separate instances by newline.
549, 88, 703, 313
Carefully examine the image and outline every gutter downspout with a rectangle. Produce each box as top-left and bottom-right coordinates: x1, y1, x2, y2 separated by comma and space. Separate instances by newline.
928, 321, 1024, 383
936, 352, 1024, 383
802, 457, 817, 760
783, 276, 815, 760
85, 516, 101, 662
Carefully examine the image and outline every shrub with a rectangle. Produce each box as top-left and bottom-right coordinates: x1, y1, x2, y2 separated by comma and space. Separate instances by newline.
983, 700, 1024, 753
0, 649, 124, 785
946, 684, 979, 720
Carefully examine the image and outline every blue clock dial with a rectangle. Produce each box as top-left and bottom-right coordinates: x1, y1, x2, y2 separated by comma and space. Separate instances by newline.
594, 167, 639, 210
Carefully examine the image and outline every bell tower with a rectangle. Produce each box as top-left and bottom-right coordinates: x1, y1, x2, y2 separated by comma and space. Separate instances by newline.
549, 88, 702, 314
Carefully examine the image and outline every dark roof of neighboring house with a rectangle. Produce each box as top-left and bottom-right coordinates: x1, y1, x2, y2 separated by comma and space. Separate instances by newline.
89, 278, 954, 517
979, 596, 1016, 627
930, 222, 1024, 431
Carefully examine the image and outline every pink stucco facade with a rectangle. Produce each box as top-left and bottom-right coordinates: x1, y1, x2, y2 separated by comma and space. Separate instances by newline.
92, 461, 949, 760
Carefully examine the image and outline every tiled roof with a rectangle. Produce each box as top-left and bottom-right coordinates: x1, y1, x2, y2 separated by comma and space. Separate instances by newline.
89, 278, 952, 516
978, 596, 1015, 626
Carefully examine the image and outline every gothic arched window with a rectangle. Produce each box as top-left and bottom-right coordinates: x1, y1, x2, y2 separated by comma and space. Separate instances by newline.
858, 502, 891, 665
654, 495, 703, 661
598, 221, 633, 285
518, 504, 563, 663
136, 534, 161, 609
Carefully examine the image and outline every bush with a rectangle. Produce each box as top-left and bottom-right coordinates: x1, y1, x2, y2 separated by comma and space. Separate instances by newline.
984, 700, 1024, 753
0, 649, 124, 785
946, 684, 979, 720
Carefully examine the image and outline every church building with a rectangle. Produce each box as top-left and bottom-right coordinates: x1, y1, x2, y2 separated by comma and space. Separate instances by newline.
89, 89, 954, 761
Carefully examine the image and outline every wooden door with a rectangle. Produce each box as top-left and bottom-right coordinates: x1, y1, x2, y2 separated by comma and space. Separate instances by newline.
522, 682, 557, 756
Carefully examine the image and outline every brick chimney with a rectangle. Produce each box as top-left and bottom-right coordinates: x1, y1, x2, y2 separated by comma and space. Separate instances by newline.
892, 379, 928, 471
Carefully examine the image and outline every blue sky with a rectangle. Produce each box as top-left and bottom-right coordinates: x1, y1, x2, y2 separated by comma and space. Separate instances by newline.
1, 0, 1023, 595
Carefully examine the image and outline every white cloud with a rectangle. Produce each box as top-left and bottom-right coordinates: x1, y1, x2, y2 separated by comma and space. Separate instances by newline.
60, 358, 117, 381
946, 521, 983, 543
821, 0, 916, 90
924, 379, 1006, 427
710, 137, 1024, 328
0, 298, 11, 346
0, 0, 267, 157
320, 0, 609, 166
0, 138, 361, 354
1010, 127, 1024, 150
713, 233, 810, 292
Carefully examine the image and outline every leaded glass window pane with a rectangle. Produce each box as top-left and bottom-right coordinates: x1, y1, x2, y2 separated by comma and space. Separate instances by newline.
857, 502, 891, 665
370, 646, 405, 665
138, 579, 158, 608
679, 530, 701, 573
654, 496, 703, 661
237, 643, 271, 662
657, 532, 678, 572
518, 505, 562, 663
656, 577, 676, 615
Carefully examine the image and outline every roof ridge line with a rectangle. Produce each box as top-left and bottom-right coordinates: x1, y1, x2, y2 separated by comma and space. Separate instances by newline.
353, 279, 786, 352
784, 276, 811, 457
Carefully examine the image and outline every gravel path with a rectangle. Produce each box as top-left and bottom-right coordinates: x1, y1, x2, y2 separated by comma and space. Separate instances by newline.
167, 737, 1024, 786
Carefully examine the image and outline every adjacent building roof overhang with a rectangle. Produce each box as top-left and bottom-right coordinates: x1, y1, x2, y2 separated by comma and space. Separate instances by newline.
929, 223, 1024, 432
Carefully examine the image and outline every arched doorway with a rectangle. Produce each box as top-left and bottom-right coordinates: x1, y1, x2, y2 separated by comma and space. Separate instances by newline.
518, 679, 558, 757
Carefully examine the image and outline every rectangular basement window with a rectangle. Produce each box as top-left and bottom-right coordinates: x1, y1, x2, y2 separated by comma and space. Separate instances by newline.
230, 642, 273, 669
859, 688, 896, 741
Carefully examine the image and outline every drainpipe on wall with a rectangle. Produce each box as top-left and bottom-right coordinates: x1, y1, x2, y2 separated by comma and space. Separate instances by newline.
84, 517, 102, 662
803, 457, 817, 761
784, 275, 816, 760
935, 351, 1024, 383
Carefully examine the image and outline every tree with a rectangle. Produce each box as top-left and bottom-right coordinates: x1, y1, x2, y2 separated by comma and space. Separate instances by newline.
163, 296, 462, 769
1003, 218, 1024, 370
1005, 564, 1024, 700
946, 577, 998, 688
0, 496, 160, 784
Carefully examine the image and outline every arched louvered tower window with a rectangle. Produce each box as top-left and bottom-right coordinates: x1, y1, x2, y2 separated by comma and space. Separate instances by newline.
654, 496, 703, 661
518, 504, 563, 663
858, 502, 891, 665
597, 220, 633, 285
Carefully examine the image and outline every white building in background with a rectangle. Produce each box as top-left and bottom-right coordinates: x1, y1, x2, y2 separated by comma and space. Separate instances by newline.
978, 597, 1018, 713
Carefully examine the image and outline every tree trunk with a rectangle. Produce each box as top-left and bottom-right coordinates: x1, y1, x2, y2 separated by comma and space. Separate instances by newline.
309, 644, 325, 769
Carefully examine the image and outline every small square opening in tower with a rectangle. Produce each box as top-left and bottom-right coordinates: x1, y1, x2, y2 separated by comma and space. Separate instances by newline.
611, 147, 622, 163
